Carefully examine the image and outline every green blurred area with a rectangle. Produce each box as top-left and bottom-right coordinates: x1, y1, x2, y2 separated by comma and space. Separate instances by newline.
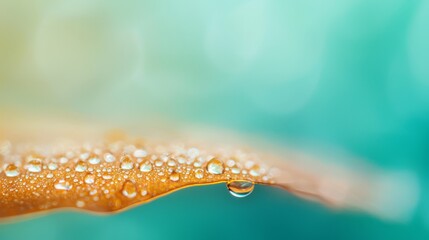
0, 0, 428, 239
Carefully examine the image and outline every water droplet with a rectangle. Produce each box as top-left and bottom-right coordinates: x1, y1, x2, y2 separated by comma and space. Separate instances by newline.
121, 180, 137, 198
54, 180, 72, 191
88, 156, 100, 165
75, 160, 87, 172
84, 174, 95, 184
48, 163, 58, 170
226, 159, 236, 168
187, 148, 200, 159
120, 155, 134, 170
155, 160, 163, 167
249, 165, 261, 177
102, 175, 112, 180
104, 153, 116, 162
59, 157, 69, 164
76, 200, 85, 208
195, 169, 204, 179
167, 159, 176, 167
46, 173, 54, 178
227, 180, 254, 198
170, 172, 180, 182
4, 163, 19, 177
133, 149, 147, 158
139, 161, 152, 172
140, 188, 148, 196
207, 158, 224, 175
26, 159, 42, 173
231, 167, 241, 174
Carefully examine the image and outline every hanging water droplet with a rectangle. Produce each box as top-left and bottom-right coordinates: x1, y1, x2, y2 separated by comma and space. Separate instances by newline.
54, 180, 73, 191
121, 180, 137, 198
4, 163, 19, 177
195, 169, 204, 179
84, 174, 95, 184
88, 156, 100, 165
207, 158, 224, 175
170, 172, 180, 182
227, 180, 254, 198
120, 155, 134, 170
139, 161, 152, 172
26, 159, 42, 173
104, 153, 116, 163
75, 160, 87, 172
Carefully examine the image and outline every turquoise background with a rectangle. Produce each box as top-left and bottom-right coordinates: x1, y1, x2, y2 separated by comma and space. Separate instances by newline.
0, 0, 428, 239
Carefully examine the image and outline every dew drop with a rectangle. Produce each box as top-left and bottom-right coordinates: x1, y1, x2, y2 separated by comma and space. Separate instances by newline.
120, 155, 134, 170
76, 200, 85, 208
121, 180, 137, 199
133, 149, 147, 158
170, 172, 180, 182
75, 160, 87, 172
231, 167, 241, 174
154, 160, 163, 167
207, 158, 224, 175
195, 169, 204, 179
227, 180, 254, 198
140, 188, 148, 197
54, 180, 73, 191
167, 159, 176, 167
88, 156, 101, 165
48, 163, 58, 170
26, 159, 42, 173
226, 159, 236, 168
104, 153, 116, 163
139, 161, 152, 172
187, 148, 200, 159
84, 174, 95, 184
249, 165, 261, 177
46, 173, 54, 178
4, 163, 19, 177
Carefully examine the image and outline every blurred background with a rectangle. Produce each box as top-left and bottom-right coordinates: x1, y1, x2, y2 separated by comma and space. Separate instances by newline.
0, 0, 428, 239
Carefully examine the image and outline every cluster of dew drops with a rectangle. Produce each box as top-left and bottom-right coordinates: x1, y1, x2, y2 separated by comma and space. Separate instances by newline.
0, 139, 276, 209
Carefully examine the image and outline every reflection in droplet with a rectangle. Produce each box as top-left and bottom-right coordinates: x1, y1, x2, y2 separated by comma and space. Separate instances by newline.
76, 200, 85, 208
48, 163, 58, 170
120, 155, 134, 170
195, 169, 204, 179
4, 164, 19, 177
88, 156, 100, 165
26, 159, 42, 173
139, 161, 152, 172
75, 160, 87, 172
84, 174, 95, 184
227, 180, 254, 198
54, 180, 72, 191
207, 158, 224, 175
122, 180, 137, 198
170, 172, 180, 182
104, 153, 116, 163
